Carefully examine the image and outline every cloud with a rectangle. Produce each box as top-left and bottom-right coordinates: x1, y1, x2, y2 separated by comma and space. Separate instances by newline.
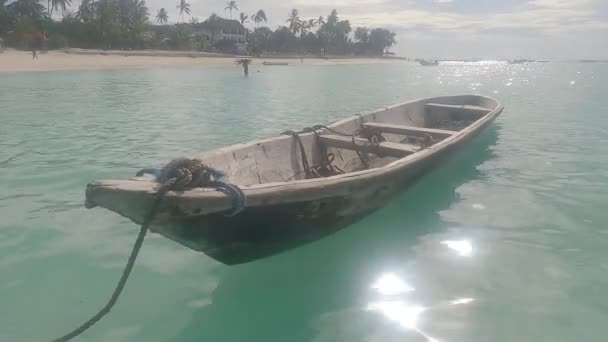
528, 0, 595, 9
347, 0, 607, 37
141, 0, 605, 39
291, 0, 388, 7
337, 0, 606, 58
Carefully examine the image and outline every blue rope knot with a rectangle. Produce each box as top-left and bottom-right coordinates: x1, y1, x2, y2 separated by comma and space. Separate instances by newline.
136, 159, 246, 216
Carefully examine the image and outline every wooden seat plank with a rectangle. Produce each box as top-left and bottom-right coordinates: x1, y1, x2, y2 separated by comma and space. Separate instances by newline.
362, 122, 457, 138
425, 103, 490, 114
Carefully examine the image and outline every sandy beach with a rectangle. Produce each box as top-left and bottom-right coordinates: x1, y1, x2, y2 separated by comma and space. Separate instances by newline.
0, 49, 404, 73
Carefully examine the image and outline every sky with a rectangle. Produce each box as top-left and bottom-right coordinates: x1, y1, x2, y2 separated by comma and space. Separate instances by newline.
82, 0, 608, 59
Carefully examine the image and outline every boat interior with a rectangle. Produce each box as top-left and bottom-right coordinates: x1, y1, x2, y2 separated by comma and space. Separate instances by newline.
196, 95, 499, 186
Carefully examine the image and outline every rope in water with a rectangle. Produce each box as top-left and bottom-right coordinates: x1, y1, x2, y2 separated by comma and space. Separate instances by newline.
52, 190, 163, 342
52, 159, 243, 342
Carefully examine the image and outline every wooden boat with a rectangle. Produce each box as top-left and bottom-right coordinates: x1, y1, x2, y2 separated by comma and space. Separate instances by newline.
418, 59, 439, 66
263, 61, 289, 66
508, 59, 530, 64
85, 95, 503, 265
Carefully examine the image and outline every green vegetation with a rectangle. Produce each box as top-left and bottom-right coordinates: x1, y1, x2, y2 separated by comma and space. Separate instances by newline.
248, 8, 396, 56
0, 0, 397, 56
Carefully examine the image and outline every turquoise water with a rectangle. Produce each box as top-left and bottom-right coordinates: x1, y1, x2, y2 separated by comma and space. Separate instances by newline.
1, 61, 608, 341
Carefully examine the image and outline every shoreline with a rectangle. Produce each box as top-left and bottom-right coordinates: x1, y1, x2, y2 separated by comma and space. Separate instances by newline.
62, 48, 407, 60
0, 48, 407, 73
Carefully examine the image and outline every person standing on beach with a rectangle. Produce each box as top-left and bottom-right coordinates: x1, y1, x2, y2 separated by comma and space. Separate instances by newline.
32, 31, 44, 59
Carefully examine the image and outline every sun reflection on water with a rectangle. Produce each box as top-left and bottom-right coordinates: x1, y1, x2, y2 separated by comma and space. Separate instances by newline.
440, 239, 473, 257
367, 272, 477, 342
367, 273, 438, 341
450, 297, 475, 305
366, 300, 426, 330
371, 272, 414, 295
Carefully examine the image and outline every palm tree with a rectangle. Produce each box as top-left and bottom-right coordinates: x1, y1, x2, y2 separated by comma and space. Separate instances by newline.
253, 9, 266, 28
235, 58, 251, 76
76, 0, 94, 22
176, 0, 190, 22
286, 8, 300, 35
327, 9, 338, 25
239, 12, 248, 25
224, 0, 237, 20
156, 8, 168, 24
299, 20, 311, 37
50, 0, 71, 17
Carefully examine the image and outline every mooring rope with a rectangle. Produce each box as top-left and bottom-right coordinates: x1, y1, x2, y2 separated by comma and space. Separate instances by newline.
52, 159, 244, 342
281, 130, 314, 178
51, 191, 162, 342
285, 123, 386, 172
308, 129, 345, 178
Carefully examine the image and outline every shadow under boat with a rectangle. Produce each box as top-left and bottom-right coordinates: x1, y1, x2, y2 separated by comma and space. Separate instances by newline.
155, 125, 501, 265
171, 126, 499, 342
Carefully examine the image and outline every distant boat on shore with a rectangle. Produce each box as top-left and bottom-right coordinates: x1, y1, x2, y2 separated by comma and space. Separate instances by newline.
579, 60, 608, 64
418, 59, 439, 66
263, 61, 289, 66
508, 59, 534, 64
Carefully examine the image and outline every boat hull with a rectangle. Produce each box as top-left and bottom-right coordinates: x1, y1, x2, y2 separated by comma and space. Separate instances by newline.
419, 60, 439, 66
152, 115, 494, 264
85, 95, 503, 265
